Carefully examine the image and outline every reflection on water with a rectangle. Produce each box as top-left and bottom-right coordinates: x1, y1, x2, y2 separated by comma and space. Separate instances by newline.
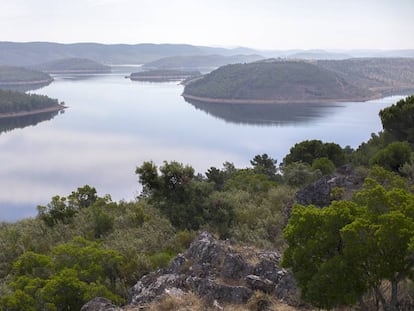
0, 111, 61, 135
185, 98, 342, 125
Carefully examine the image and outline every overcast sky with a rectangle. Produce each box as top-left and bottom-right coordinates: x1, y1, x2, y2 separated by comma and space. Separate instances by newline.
1, 0, 413, 50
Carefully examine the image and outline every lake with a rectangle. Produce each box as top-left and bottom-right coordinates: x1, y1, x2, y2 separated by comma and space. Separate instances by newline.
0, 71, 405, 221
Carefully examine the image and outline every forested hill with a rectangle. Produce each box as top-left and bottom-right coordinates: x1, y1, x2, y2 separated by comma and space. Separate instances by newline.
0, 66, 52, 85
183, 60, 374, 103
33, 58, 111, 73
316, 58, 414, 95
0, 89, 63, 115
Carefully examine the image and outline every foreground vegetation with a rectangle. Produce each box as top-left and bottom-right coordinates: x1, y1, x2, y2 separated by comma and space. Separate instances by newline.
0, 96, 413, 310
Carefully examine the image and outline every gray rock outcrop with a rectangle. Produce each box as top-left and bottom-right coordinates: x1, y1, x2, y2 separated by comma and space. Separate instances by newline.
80, 297, 121, 311
127, 231, 298, 308
295, 165, 365, 208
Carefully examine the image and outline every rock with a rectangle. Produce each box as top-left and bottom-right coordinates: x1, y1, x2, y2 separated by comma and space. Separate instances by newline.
274, 269, 298, 305
128, 273, 187, 304
126, 231, 298, 307
221, 253, 250, 280
295, 166, 365, 208
254, 251, 281, 283
193, 277, 253, 304
186, 231, 226, 274
245, 275, 274, 293
80, 297, 120, 311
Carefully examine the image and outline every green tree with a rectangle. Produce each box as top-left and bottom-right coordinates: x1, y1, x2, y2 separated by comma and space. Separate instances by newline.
311, 157, 335, 175
379, 95, 414, 143
282, 173, 414, 310
369, 141, 412, 172
283, 140, 345, 167
250, 153, 278, 179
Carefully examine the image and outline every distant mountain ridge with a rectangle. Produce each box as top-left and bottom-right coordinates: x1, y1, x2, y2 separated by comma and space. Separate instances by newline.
1, 42, 413, 68
142, 54, 264, 72
0, 42, 260, 67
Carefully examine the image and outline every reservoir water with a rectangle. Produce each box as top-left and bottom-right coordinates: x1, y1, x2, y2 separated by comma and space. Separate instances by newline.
0, 72, 406, 221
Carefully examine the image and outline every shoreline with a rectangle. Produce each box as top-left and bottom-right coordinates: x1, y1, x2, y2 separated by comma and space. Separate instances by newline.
0, 79, 53, 86
0, 104, 67, 119
182, 93, 381, 105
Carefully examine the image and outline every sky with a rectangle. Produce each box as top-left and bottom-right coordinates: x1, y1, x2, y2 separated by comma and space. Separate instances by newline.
1, 0, 414, 50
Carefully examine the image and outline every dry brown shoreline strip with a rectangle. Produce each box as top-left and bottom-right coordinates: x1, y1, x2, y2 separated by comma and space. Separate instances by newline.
0, 105, 66, 119
182, 93, 380, 105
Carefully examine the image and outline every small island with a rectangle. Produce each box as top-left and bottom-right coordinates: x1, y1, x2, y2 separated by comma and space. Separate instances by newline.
183, 60, 375, 104
33, 58, 111, 74
129, 69, 201, 82
0, 66, 53, 90
0, 89, 66, 119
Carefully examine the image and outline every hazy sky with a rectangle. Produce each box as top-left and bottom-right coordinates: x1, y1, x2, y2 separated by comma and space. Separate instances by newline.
1, 0, 413, 50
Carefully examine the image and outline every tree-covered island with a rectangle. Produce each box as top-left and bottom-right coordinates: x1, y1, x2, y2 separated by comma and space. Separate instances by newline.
183, 59, 414, 104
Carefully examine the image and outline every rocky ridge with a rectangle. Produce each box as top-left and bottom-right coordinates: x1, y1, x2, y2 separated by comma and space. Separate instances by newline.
82, 232, 299, 310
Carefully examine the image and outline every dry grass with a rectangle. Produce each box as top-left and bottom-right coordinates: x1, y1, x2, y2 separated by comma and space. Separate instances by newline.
123, 291, 311, 311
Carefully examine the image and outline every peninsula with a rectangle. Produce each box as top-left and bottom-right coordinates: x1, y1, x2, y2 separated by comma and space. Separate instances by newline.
0, 89, 66, 119
0, 66, 53, 89
183, 60, 375, 104
129, 69, 200, 82
32, 58, 111, 74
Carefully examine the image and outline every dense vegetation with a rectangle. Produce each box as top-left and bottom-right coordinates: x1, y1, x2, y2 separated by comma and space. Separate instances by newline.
0, 89, 62, 114
33, 58, 111, 73
183, 60, 373, 102
0, 95, 413, 310
317, 58, 414, 95
0, 66, 52, 84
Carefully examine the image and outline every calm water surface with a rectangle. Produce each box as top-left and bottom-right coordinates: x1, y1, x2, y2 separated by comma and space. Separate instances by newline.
0, 72, 405, 220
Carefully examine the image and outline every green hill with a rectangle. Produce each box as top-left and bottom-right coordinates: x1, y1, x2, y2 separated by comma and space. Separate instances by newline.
316, 58, 414, 95
0, 66, 52, 85
183, 60, 374, 103
33, 58, 111, 73
0, 89, 64, 116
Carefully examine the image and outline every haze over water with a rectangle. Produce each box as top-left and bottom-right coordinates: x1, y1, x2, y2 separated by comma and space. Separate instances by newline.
0, 72, 404, 221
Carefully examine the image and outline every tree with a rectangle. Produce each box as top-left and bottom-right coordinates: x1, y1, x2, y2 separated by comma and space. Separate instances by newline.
136, 161, 214, 230
283, 140, 345, 167
369, 141, 412, 172
379, 95, 414, 143
282, 172, 414, 310
311, 157, 335, 175
250, 153, 278, 179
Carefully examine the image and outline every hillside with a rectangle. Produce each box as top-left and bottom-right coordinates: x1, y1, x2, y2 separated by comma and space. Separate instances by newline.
0, 42, 259, 66
33, 58, 111, 73
143, 54, 263, 72
0, 66, 52, 85
183, 60, 374, 104
316, 58, 414, 95
0, 89, 64, 117
130, 69, 200, 82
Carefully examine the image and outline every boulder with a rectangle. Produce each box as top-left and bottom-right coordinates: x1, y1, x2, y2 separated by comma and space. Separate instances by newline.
80, 297, 120, 311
